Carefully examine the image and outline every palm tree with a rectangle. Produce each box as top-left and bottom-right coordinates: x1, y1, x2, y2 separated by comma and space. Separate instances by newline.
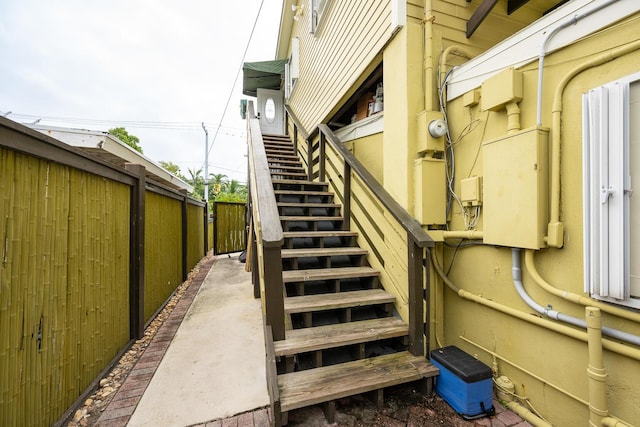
209, 173, 228, 199
187, 167, 204, 200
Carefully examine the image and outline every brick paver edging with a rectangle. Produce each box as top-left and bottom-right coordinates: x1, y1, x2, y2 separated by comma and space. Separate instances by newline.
94, 256, 218, 427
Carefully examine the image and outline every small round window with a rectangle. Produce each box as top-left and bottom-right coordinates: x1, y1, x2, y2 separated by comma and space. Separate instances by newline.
265, 98, 276, 123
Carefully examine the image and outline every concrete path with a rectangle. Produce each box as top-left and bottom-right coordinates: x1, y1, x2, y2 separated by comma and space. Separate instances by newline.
128, 254, 269, 426
95, 254, 270, 427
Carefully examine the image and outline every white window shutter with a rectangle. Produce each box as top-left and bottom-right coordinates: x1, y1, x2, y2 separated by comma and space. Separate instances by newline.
290, 37, 300, 80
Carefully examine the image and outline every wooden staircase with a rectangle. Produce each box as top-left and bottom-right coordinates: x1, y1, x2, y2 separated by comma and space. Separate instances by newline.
262, 133, 439, 424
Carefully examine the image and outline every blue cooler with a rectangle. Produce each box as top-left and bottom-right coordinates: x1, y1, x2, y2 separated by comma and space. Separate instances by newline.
430, 346, 495, 419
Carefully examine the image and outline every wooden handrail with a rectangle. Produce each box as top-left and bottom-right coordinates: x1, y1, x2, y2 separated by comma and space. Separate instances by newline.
318, 124, 434, 248
247, 101, 285, 341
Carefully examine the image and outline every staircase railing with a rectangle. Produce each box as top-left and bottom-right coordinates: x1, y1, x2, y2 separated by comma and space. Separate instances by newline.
284, 105, 435, 356
246, 101, 285, 341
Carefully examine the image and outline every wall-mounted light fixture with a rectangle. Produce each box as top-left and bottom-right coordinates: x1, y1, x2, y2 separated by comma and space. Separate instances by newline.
292, 3, 304, 21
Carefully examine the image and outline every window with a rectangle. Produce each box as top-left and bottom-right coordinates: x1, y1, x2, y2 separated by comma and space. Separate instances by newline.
583, 72, 640, 308
285, 37, 299, 99
310, 0, 330, 35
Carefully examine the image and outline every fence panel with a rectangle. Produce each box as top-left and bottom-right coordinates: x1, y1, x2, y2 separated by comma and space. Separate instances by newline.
186, 202, 205, 271
213, 202, 247, 255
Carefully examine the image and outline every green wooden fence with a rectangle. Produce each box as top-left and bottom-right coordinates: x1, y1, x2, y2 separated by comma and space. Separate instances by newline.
213, 202, 247, 255
0, 118, 206, 426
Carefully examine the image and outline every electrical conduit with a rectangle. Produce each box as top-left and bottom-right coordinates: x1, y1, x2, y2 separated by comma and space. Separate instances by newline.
525, 249, 640, 324
511, 249, 640, 347
430, 249, 640, 360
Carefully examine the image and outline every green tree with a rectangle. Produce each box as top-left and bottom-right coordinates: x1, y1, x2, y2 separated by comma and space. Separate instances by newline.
159, 160, 187, 181
186, 167, 204, 200
209, 173, 228, 199
216, 179, 247, 203
109, 127, 143, 153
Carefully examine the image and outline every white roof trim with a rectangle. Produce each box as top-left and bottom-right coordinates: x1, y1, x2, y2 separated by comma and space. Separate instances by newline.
446, 0, 640, 101
30, 124, 193, 192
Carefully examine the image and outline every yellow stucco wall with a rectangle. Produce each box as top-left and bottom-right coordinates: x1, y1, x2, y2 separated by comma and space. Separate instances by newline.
433, 11, 640, 426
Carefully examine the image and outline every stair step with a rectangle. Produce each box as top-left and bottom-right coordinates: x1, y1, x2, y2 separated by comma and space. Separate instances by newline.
278, 351, 439, 412
275, 190, 333, 197
272, 179, 327, 188
284, 288, 389, 313
278, 202, 340, 209
269, 159, 301, 166
283, 231, 357, 239
270, 165, 305, 172
281, 215, 343, 222
271, 172, 308, 178
274, 318, 408, 357
264, 141, 293, 147
281, 247, 367, 259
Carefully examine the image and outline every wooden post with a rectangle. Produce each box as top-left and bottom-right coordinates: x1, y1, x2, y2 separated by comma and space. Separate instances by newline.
293, 125, 298, 155
408, 234, 424, 356
319, 131, 326, 182
125, 163, 145, 340
307, 138, 313, 181
343, 162, 351, 231
424, 249, 431, 355
264, 245, 285, 341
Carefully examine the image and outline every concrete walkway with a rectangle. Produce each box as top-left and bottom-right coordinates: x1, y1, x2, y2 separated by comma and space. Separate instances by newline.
95, 254, 270, 427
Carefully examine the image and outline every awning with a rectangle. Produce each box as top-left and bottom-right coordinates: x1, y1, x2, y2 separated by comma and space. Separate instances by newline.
242, 59, 287, 96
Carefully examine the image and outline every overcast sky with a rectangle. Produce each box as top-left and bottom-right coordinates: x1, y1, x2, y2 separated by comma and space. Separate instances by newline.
0, 0, 283, 183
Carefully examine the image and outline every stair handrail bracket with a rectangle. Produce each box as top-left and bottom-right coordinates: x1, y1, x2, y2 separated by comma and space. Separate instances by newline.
247, 101, 286, 341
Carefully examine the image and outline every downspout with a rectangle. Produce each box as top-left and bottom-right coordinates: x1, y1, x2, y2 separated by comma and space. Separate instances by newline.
525, 249, 640, 324
505, 102, 521, 134
511, 249, 640, 347
585, 307, 632, 427
431, 248, 640, 360
535, 0, 637, 248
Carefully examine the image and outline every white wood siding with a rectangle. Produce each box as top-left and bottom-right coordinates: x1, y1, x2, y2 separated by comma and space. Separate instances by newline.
287, 0, 395, 131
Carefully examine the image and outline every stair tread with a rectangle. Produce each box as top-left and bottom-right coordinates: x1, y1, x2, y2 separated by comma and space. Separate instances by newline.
275, 190, 333, 196
274, 317, 408, 356
278, 202, 340, 208
283, 231, 357, 238
284, 288, 389, 313
272, 179, 327, 186
281, 247, 367, 258
283, 267, 379, 283
281, 215, 343, 221
278, 351, 439, 412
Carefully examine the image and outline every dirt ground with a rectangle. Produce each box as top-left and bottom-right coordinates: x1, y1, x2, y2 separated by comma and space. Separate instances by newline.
287, 384, 497, 427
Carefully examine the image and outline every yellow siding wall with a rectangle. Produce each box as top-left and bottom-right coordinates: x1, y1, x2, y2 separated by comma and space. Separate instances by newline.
437, 13, 640, 425
0, 149, 130, 426
287, 0, 394, 131
346, 133, 384, 184
144, 192, 182, 322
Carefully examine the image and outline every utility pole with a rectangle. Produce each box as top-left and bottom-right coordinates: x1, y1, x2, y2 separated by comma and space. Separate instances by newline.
202, 122, 209, 208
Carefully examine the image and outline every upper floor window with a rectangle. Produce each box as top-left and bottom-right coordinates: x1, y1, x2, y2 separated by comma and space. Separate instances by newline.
285, 37, 299, 99
310, 0, 330, 35
583, 71, 640, 309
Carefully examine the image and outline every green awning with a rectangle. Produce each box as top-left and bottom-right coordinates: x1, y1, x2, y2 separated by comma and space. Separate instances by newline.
242, 59, 287, 96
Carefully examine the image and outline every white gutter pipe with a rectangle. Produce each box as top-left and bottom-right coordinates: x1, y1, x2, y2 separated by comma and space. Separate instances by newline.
511, 249, 640, 347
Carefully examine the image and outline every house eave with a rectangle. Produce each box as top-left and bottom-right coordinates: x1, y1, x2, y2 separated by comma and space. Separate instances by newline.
446, 0, 640, 101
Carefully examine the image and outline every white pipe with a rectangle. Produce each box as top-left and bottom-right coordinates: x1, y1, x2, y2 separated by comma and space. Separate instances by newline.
512, 249, 640, 347
536, 0, 619, 126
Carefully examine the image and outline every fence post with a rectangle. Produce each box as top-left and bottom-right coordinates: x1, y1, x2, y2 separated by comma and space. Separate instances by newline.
126, 163, 146, 340
407, 234, 424, 356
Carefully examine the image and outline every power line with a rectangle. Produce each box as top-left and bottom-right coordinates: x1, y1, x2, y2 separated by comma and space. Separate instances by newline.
206, 0, 264, 159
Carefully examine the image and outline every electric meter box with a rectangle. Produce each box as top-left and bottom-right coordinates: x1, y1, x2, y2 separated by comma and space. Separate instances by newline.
430, 346, 494, 419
